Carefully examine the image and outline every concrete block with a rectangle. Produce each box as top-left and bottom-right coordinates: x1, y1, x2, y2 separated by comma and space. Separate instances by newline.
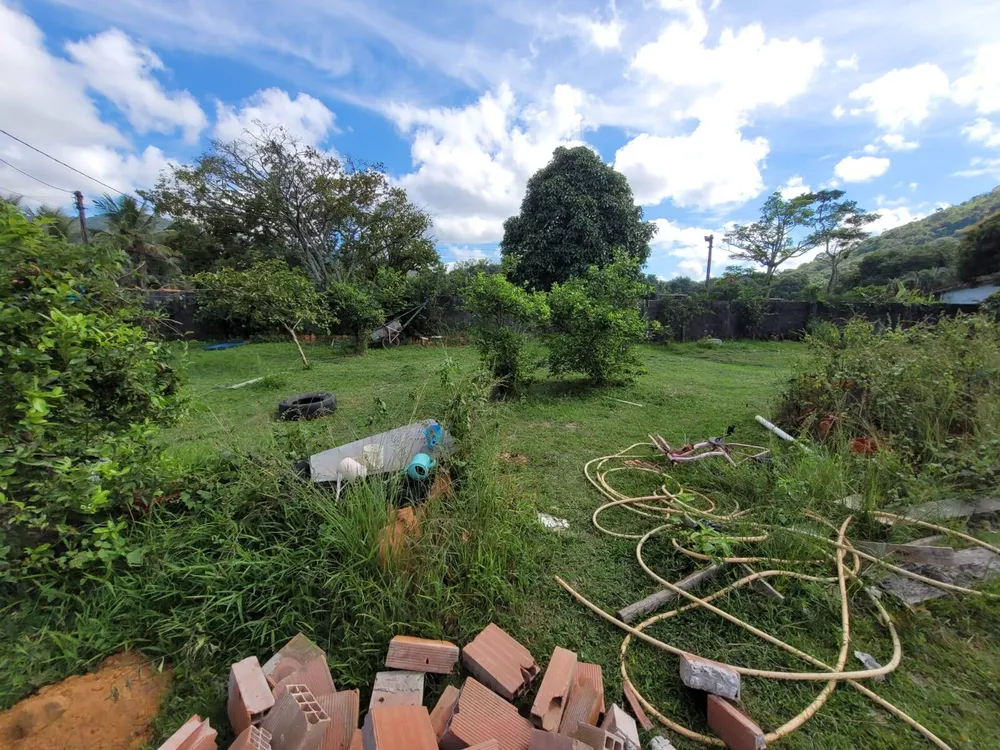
600, 705, 639, 750
530, 647, 577, 731
679, 654, 740, 700
228, 657, 275, 735
706, 695, 765, 750
650, 738, 678, 750
369, 671, 424, 709
385, 635, 459, 674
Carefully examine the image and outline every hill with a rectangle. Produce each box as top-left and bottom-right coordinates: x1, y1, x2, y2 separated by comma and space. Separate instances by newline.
783, 185, 1000, 288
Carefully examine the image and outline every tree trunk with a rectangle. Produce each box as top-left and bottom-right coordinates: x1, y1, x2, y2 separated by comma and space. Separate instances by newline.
284, 323, 310, 369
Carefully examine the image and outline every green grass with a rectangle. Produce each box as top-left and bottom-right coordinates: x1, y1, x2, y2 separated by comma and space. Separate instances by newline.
5, 339, 1000, 750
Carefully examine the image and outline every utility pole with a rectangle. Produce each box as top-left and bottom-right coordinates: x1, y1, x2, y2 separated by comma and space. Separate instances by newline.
704, 234, 714, 287
74, 190, 89, 245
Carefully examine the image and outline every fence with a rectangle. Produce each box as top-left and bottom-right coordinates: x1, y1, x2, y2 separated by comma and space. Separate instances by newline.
145, 290, 980, 342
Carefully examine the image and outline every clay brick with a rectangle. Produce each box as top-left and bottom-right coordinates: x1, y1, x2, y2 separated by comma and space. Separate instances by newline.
361, 706, 437, 750
706, 695, 765, 750
385, 635, 460, 674
429, 685, 462, 738
600, 705, 639, 750
530, 647, 577, 731
679, 654, 740, 701
622, 682, 652, 731
440, 677, 534, 750
316, 689, 359, 750
229, 657, 276, 735
528, 730, 590, 750
262, 634, 328, 689
467, 742, 501, 750
574, 663, 605, 716
229, 725, 272, 750
261, 684, 331, 750
558, 677, 600, 736
274, 657, 337, 701
350, 729, 362, 750
569, 723, 624, 750
187, 720, 219, 750
461, 624, 539, 701
369, 670, 425, 709
158, 715, 203, 750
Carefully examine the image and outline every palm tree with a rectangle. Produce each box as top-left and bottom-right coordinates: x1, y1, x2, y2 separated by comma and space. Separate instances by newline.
26, 205, 81, 242
92, 194, 177, 288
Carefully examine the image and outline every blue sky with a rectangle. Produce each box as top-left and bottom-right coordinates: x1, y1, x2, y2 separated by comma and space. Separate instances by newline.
2, 0, 1000, 278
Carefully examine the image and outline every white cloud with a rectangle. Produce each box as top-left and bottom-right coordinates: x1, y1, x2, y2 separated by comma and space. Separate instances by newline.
214, 89, 337, 146
66, 29, 206, 143
832, 104, 846, 119
869, 205, 926, 234
0, 5, 175, 207
963, 117, 1000, 148
835, 54, 859, 71
834, 155, 891, 182
955, 156, 1000, 180
953, 43, 1000, 114
444, 245, 499, 266
909, 182, 919, 191
648, 217, 727, 277
848, 63, 950, 131
613, 123, 769, 208
588, 19, 624, 50
389, 84, 585, 244
778, 175, 811, 199
880, 133, 919, 151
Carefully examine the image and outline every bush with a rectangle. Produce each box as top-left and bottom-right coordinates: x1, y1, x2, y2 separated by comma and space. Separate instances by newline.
0, 204, 183, 578
778, 315, 1000, 477
328, 281, 385, 353
547, 254, 650, 384
463, 273, 549, 397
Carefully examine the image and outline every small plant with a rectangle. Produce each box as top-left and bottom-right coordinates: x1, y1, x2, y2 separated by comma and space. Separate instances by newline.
463, 273, 549, 397
547, 253, 650, 384
683, 524, 734, 561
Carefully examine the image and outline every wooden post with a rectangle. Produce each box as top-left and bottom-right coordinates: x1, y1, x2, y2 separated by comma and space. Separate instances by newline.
74, 190, 89, 244
704, 234, 714, 287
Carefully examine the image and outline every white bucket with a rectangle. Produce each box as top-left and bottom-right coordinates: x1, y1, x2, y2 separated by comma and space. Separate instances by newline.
362, 444, 384, 471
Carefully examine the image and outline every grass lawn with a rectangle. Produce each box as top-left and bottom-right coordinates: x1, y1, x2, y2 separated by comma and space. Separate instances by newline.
8, 339, 1000, 749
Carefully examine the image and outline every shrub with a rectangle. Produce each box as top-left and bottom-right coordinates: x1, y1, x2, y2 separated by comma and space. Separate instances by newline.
547, 254, 650, 384
463, 273, 549, 397
328, 281, 385, 353
0, 204, 183, 578
778, 315, 1000, 477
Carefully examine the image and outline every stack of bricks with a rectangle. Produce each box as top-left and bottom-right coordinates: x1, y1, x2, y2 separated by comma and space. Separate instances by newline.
156, 625, 652, 750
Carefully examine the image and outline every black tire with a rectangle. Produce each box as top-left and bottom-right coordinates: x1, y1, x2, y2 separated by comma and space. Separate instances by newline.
276, 392, 337, 421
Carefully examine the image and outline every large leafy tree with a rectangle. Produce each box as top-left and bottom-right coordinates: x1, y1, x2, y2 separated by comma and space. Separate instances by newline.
501, 146, 656, 290
957, 210, 1000, 282
93, 194, 177, 288
724, 192, 816, 288
145, 123, 437, 285
804, 190, 879, 293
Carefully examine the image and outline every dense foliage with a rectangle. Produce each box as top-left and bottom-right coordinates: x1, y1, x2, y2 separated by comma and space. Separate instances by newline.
463, 273, 549, 396
194, 259, 330, 366
548, 254, 650, 383
958, 210, 1000, 282
501, 146, 656, 291
723, 192, 817, 286
0, 205, 183, 578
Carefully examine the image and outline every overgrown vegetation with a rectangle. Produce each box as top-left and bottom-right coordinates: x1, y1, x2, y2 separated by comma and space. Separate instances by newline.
0, 204, 182, 580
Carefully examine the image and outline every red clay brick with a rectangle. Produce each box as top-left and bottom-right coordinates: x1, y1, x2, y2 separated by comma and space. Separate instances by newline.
361, 706, 437, 750
228, 725, 272, 750
273, 657, 337, 701
261, 684, 331, 750
530, 647, 577, 732
158, 715, 203, 750
385, 635, 460, 674
350, 729, 362, 750
316, 689, 359, 750
369, 670, 424, 709
461, 624, 539, 701
186, 720, 219, 750
569, 723, 623, 750
600, 705, 639, 750
467, 742, 501, 750
228, 657, 276, 735
440, 677, 534, 750
262, 634, 328, 689
558, 679, 600, 737
574, 663, 605, 717
429, 685, 462, 738
528, 730, 590, 750
706, 695, 765, 750
622, 682, 652, 731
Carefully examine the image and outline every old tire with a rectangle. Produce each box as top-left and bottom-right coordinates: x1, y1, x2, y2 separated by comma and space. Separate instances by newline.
277, 392, 337, 421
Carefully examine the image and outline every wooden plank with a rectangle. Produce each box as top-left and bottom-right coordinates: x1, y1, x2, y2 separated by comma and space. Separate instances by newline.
618, 564, 720, 623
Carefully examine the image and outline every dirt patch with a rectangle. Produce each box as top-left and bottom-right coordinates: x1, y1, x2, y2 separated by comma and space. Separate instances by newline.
0, 652, 172, 750
500, 452, 529, 466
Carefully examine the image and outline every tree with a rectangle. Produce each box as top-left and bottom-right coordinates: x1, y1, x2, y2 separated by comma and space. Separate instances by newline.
194, 259, 331, 368
92, 194, 177, 288
145, 123, 436, 286
855, 239, 959, 288
26, 205, 81, 243
804, 190, 879, 293
464, 273, 549, 397
723, 192, 816, 288
957, 210, 1000, 282
501, 146, 656, 290
548, 254, 650, 384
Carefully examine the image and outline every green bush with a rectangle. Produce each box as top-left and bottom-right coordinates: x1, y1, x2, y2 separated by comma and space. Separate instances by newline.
547, 254, 649, 383
328, 281, 385, 353
0, 204, 183, 578
463, 273, 549, 397
778, 315, 1000, 477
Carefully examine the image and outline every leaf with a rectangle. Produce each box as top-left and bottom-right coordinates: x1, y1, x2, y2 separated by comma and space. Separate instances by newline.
126, 548, 145, 567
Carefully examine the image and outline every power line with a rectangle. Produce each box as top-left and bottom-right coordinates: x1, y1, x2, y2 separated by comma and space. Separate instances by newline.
0, 127, 129, 197
0, 156, 74, 193
0, 185, 52, 203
